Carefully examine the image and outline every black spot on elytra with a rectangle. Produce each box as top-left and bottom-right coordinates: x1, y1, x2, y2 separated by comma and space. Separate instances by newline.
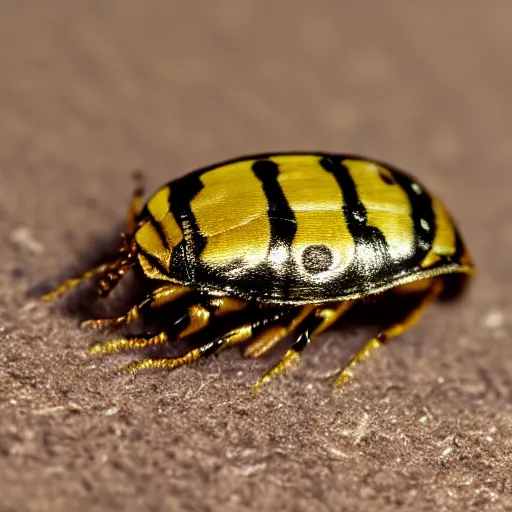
301, 244, 333, 274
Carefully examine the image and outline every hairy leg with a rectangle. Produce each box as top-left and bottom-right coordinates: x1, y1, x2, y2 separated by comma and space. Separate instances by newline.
334, 278, 443, 386
87, 294, 247, 355
81, 283, 192, 330
41, 173, 145, 302
251, 301, 355, 389
122, 308, 292, 374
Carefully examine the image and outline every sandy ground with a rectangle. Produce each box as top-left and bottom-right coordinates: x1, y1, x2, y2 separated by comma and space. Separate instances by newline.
1, 2, 511, 511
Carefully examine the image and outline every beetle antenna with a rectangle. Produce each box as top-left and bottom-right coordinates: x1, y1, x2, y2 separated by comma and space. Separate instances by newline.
96, 233, 137, 297
40, 232, 137, 301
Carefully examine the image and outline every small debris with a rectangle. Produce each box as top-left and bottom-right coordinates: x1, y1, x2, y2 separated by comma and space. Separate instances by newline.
33, 405, 66, 415
10, 226, 44, 254
327, 446, 347, 458
441, 446, 453, 457
354, 412, 370, 444
483, 310, 504, 330
32, 403, 82, 415
105, 407, 119, 416
67, 402, 82, 412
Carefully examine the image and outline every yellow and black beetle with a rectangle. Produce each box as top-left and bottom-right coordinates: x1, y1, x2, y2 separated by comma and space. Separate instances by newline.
41, 153, 474, 387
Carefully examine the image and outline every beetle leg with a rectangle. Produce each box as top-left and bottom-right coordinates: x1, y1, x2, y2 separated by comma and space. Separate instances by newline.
251, 301, 354, 389
81, 284, 192, 330
252, 312, 323, 389
86, 295, 247, 355
310, 300, 356, 336
175, 297, 247, 340
89, 331, 170, 355
248, 299, 354, 358
121, 324, 254, 374
40, 254, 135, 301
334, 278, 444, 386
243, 305, 317, 358
40, 263, 110, 301
41, 173, 144, 302
122, 309, 292, 374
40, 233, 137, 301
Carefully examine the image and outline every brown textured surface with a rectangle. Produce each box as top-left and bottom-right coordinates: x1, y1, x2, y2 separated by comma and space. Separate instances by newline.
1, 2, 511, 511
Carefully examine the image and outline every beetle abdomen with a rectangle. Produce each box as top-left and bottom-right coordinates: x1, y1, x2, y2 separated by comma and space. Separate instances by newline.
136, 153, 473, 303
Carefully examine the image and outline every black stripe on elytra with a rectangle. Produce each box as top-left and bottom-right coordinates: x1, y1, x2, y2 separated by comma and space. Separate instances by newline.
137, 246, 170, 279
168, 174, 206, 283
319, 156, 391, 271
388, 169, 436, 269
149, 216, 170, 251
453, 229, 465, 263
252, 159, 297, 257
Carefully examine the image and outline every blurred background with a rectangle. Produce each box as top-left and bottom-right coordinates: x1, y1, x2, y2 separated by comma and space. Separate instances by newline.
1, 2, 511, 511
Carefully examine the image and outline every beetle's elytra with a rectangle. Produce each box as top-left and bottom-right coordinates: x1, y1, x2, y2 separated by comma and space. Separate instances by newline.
41, 153, 474, 387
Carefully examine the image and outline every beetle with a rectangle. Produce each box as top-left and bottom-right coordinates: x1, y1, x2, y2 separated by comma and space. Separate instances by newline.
40, 153, 474, 387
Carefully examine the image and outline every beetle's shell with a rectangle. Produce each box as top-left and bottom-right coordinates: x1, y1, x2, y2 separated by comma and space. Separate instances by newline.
135, 153, 473, 304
